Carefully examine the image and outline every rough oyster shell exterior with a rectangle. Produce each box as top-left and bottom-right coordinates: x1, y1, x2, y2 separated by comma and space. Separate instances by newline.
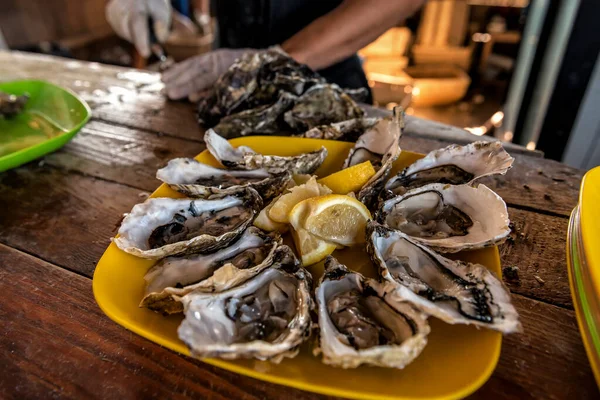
156, 157, 291, 200
205, 129, 327, 174
141, 227, 282, 314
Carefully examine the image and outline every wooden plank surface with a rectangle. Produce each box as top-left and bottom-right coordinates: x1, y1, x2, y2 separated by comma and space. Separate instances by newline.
0, 50, 595, 399
0, 244, 330, 400
1, 244, 596, 400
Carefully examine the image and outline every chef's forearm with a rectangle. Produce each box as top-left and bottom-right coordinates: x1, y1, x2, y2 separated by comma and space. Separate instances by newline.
281, 0, 425, 70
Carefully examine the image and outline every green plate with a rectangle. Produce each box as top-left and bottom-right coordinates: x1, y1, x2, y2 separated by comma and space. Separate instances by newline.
0, 80, 91, 172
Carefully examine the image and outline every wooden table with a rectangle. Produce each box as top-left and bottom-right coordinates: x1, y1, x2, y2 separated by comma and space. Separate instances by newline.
0, 51, 597, 400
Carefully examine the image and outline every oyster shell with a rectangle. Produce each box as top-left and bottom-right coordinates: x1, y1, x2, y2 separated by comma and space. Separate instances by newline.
299, 118, 378, 141
177, 246, 313, 362
0, 92, 29, 118
314, 256, 430, 369
366, 222, 521, 333
377, 183, 510, 253
204, 128, 328, 174
141, 227, 281, 314
283, 84, 365, 132
343, 107, 403, 210
213, 92, 297, 138
156, 157, 291, 200
385, 141, 514, 196
114, 189, 262, 259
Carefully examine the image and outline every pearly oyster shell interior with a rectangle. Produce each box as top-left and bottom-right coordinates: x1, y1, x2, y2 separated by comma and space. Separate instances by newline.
366, 222, 521, 333
114, 189, 262, 259
378, 182, 510, 253
314, 256, 430, 369
177, 246, 313, 363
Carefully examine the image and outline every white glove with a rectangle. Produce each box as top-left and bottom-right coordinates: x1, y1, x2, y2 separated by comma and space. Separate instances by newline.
106, 0, 172, 58
162, 48, 256, 101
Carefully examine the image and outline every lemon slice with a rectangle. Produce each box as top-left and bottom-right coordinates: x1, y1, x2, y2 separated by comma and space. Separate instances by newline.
291, 227, 337, 266
268, 177, 331, 223
254, 196, 289, 232
289, 194, 372, 246
317, 161, 376, 194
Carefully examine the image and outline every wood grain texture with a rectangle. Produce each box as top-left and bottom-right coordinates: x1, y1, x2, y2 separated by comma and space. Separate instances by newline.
472, 296, 598, 400
0, 166, 137, 277
0, 244, 596, 400
500, 209, 573, 308
0, 244, 332, 400
44, 120, 206, 191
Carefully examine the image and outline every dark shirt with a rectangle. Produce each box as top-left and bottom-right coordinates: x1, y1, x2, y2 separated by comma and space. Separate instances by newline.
213, 0, 372, 102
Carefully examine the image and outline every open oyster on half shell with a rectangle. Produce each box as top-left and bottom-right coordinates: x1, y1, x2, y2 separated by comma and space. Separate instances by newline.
377, 183, 510, 253
177, 246, 313, 363
385, 141, 514, 196
314, 256, 430, 369
204, 129, 328, 174
141, 227, 282, 314
366, 222, 521, 333
342, 107, 403, 210
156, 157, 291, 200
114, 188, 262, 259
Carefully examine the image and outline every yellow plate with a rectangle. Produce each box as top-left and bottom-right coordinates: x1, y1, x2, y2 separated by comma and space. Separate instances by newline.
93, 137, 501, 400
568, 166, 600, 385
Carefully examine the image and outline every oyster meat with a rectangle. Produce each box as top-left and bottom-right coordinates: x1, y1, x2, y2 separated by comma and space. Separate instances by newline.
366, 222, 521, 333
378, 183, 510, 253
205, 129, 328, 174
385, 141, 514, 196
141, 227, 281, 314
156, 157, 291, 200
314, 256, 430, 369
177, 246, 313, 362
114, 189, 262, 259
342, 107, 403, 210
283, 84, 365, 132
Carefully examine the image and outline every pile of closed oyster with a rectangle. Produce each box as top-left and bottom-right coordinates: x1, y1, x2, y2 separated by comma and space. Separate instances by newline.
114, 106, 521, 369
197, 47, 368, 139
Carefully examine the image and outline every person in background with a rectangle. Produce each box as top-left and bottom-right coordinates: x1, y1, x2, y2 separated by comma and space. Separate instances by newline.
106, 0, 426, 103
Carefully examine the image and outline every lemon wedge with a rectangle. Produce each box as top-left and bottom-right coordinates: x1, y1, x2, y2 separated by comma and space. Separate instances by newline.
289, 194, 372, 246
317, 161, 376, 194
291, 227, 337, 266
253, 196, 289, 232
268, 177, 331, 223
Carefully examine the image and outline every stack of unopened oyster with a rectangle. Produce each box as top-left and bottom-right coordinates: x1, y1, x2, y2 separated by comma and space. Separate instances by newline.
114, 107, 521, 369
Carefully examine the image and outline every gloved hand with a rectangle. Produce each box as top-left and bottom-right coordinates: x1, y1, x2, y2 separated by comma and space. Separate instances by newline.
161, 48, 256, 101
106, 0, 172, 58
